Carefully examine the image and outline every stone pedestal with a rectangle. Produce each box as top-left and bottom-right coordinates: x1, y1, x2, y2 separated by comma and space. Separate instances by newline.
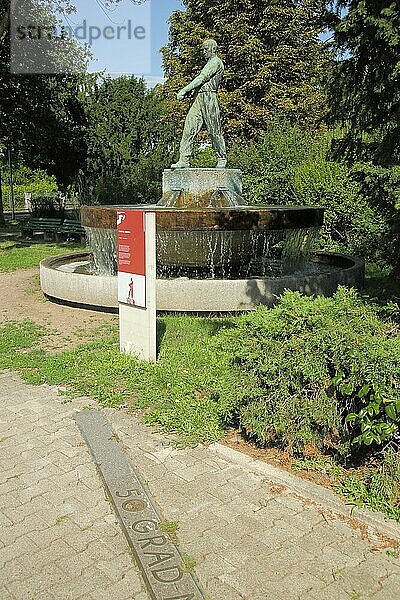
158, 168, 244, 208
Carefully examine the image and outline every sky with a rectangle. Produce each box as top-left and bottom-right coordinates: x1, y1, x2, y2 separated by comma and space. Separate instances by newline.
16, 1, 335, 82
58, 0, 183, 81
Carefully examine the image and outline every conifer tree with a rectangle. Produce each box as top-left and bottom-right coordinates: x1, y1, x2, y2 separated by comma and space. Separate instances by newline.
329, 1, 400, 162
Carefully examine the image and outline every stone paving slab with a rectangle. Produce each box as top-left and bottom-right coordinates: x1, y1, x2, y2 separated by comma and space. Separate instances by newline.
0, 372, 148, 600
106, 409, 400, 600
1, 371, 400, 600
75, 409, 205, 600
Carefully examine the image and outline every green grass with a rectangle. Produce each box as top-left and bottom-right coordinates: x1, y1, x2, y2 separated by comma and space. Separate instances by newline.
0, 316, 240, 445
0, 321, 45, 356
0, 239, 85, 272
181, 553, 197, 573
292, 456, 344, 479
334, 451, 400, 522
293, 451, 400, 522
0, 220, 85, 272
158, 521, 180, 543
158, 520, 180, 534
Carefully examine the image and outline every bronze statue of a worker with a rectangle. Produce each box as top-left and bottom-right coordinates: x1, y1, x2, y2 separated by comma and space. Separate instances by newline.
171, 39, 227, 169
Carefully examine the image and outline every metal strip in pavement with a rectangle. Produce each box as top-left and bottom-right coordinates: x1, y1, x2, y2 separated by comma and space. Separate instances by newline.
75, 410, 205, 600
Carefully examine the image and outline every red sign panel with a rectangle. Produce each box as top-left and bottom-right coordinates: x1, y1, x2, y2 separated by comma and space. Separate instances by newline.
117, 210, 146, 308
117, 210, 145, 275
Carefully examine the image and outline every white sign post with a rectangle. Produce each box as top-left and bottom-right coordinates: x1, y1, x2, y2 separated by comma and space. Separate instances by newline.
117, 210, 157, 362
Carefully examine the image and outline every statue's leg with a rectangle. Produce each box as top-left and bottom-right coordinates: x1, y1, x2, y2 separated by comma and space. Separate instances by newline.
173, 97, 203, 167
202, 93, 227, 166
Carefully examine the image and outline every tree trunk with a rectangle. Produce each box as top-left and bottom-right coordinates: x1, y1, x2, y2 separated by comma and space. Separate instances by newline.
0, 163, 5, 226
0, 5, 10, 45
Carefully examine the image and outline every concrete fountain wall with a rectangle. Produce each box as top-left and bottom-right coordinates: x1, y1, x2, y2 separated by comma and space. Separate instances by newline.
40, 250, 365, 312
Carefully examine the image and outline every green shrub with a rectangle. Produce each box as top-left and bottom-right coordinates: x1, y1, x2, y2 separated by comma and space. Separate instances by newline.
217, 288, 400, 460
223, 125, 398, 271
30, 193, 64, 218
292, 159, 389, 261
191, 146, 217, 168
82, 151, 170, 206
351, 163, 400, 275
1, 165, 58, 211
228, 123, 330, 206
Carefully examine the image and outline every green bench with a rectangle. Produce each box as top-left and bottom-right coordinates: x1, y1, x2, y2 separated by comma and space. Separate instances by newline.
21, 217, 63, 240
55, 219, 86, 242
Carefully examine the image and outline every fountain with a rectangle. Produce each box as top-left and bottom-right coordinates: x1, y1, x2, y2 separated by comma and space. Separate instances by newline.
40, 38, 364, 311
40, 167, 364, 312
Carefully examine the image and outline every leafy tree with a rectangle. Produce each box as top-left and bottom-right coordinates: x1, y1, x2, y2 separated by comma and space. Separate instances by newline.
81, 76, 175, 205
0, 1, 158, 223
328, 1, 400, 163
162, 0, 332, 141
0, 0, 130, 224
0, 0, 90, 224
1, 1, 89, 225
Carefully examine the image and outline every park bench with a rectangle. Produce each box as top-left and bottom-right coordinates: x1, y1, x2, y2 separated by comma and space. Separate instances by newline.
55, 219, 86, 243
21, 217, 63, 240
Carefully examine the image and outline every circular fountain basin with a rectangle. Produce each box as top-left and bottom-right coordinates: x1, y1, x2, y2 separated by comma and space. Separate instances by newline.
40, 251, 365, 312
81, 205, 324, 272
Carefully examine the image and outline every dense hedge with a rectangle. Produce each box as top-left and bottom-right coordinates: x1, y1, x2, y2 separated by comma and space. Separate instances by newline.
217, 288, 400, 460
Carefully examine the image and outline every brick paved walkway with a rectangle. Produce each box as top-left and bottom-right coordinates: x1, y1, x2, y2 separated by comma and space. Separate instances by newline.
0, 373, 148, 600
1, 371, 400, 599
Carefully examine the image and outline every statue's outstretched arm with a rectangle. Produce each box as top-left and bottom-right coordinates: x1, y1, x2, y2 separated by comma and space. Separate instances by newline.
177, 61, 219, 100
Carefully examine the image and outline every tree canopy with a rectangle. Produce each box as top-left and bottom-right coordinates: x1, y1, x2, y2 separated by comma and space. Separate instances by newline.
162, 0, 332, 141
0, 0, 125, 221
0, 1, 88, 177
328, 1, 400, 163
81, 76, 175, 205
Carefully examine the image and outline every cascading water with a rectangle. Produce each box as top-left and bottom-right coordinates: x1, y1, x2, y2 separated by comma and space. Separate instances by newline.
156, 227, 322, 279
85, 227, 117, 276
84, 222, 323, 280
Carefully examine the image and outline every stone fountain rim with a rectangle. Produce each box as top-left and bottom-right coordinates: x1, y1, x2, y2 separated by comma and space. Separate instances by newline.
80, 204, 325, 231
40, 250, 363, 274
40, 251, 365, 312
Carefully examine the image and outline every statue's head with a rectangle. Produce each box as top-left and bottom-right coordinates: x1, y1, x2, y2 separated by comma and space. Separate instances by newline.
202, 39, 218, 59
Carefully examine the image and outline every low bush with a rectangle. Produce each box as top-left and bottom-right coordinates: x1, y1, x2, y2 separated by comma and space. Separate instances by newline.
1, 164, 58, 211
30, 193, 65, 218
350, 163, 400, 275
292, 159, 389, 262
228, 123, 329, 206
217, 287, 400, 461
